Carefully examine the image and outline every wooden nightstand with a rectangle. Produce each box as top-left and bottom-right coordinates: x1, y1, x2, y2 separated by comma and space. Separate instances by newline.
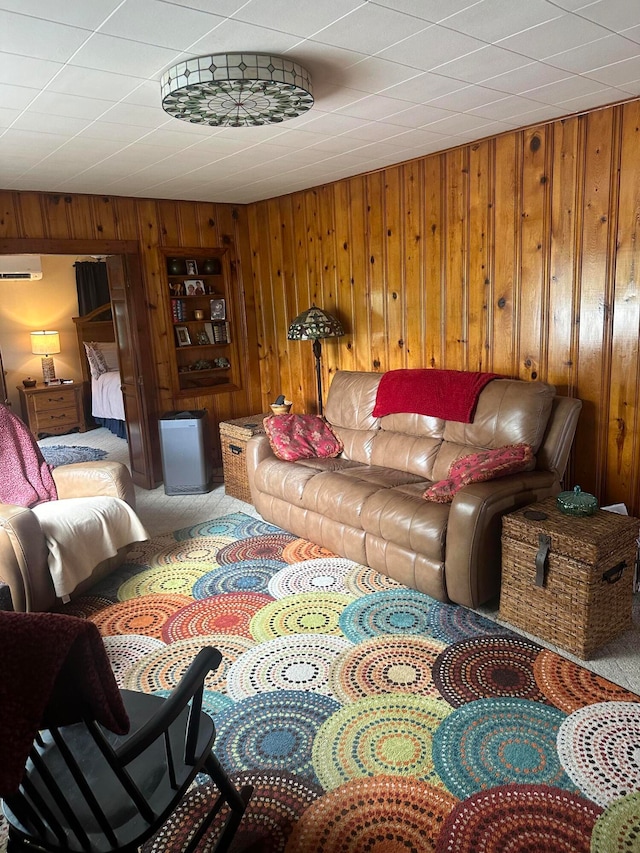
17, 383, 87, 439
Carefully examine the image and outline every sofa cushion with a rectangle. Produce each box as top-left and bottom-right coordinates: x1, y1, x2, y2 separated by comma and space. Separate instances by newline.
424, 444, 535, 503
264, 414, 343, 462
360, 483, 449, 562
301, 466, 425, 529
324, 371, 382, 464
431, 379, 555, 480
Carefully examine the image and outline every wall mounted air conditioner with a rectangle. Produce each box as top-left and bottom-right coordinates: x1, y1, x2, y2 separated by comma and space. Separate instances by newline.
0, 254, 43, 280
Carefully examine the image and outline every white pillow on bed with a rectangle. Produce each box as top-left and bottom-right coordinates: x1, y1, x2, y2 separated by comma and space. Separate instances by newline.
84, 342, 108, 380
84, 341, 119, 377
98, 341, 119, 371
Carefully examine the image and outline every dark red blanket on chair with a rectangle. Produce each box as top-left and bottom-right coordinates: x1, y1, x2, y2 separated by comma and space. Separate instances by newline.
0, 403, 57, 507
372, 369, 501, 423
0, 611, 130, 796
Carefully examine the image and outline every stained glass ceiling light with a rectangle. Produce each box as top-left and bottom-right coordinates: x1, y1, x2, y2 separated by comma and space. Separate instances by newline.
160, 53, 313, 127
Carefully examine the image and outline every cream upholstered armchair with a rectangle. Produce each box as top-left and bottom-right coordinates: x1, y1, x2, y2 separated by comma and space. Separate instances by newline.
0, 460, 147, 612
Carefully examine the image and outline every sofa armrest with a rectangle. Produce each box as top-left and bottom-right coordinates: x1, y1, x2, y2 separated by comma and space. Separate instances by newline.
0, 503, 56, 612
52, 461, 135, 508
246, 434, 276, 503
444, 470, 558, 608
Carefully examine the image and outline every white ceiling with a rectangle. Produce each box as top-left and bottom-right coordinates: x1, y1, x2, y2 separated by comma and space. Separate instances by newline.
1, 0, 639, 204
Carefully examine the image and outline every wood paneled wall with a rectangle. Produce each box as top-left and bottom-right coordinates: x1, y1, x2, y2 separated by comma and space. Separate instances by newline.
247, 99, 640, 515
0, 192, 263, 457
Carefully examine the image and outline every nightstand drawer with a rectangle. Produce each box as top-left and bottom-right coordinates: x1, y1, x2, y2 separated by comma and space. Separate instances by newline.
34, 406, 79, 430
32, 388, 77, 412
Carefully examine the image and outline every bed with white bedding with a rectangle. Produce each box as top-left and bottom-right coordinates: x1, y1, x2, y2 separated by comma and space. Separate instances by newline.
72, 304, 127, 438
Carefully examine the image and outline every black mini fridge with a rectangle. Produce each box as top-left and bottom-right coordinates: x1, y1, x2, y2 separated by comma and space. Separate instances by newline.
158, 409, 213, 495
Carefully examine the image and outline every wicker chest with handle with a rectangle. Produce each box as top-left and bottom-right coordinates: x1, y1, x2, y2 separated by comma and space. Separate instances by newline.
500, 496, 639, 659
219, 414, 271, 504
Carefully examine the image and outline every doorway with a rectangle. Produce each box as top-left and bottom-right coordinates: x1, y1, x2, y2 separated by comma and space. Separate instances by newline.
0, 239, 161, 489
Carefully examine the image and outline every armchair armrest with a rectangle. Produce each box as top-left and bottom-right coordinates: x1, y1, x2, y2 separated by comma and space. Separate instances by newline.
52, 461, 135, 508
444, 470, 558, 608
0, 503, 55, 613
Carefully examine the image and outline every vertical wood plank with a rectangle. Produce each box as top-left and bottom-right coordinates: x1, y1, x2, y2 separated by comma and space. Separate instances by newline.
384, 167, 405, 370
468, 140, 491, 371
424, 155, 443, 368
492, 134, 519, 378
404, 160, 426, 368
443, 147, 468, 370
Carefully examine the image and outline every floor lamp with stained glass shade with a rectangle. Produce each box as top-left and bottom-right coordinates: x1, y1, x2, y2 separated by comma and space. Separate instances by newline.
30, 330, 60, 384
287, 306, 344, 416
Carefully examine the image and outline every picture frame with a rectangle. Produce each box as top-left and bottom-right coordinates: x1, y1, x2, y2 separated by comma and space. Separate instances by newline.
175, 325, 191, 346
185, 259, 198, 275
210, 298, 226, 320
185, 279, 206, 296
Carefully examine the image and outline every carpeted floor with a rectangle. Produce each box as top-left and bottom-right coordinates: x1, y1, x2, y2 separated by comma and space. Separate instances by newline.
7, 512, 640, 852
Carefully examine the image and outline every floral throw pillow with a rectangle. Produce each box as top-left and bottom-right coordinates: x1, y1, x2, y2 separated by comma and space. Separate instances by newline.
423, 443, 534, 503
264, 414, 344, 462
84, 342, 109, 380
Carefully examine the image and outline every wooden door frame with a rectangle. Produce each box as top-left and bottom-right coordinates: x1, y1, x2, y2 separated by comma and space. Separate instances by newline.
0, 237, 159, 484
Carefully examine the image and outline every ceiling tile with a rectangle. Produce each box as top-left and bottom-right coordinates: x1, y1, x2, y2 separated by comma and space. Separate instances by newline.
433, 44, 531, 84
622, 25, 640, 46
0, 82, 40, 111
99, 102, 169, 129
188, 19, 301, 56
443, 0, 563, 42
29, 90, 117, 120
480, 61, 572, 95
100, 0, 225, 51
370, 0, 476, 25
382, 103, 454, 127
557, 86, 630, 111
0, 0, 124, 28
77, 121, 153, 143
427, 85, 510, 111
336, 93, 417, 120
12, 112, 93, 135
0, 107, 20, 128
574, 0, 640, 31
380, 72, 468, 103
68, 33, 182, 78
423, 111, 494, 134
47, 66, 146, 102
498, 14, 612, 60
0, 10, 90, 62
312, 4, 431, 54
545, 35, 640, 74
235, 0, 366, 39
377, 25, 485, 71
466, 93, 551, 120
338, 57, 425, 95
585, 56, 640, 88
0, 53, 63, 89
523, 74, 612, 104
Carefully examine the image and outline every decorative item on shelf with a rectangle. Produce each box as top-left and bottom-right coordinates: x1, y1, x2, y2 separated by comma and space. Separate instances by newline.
270, 394, 292, 415
193, 309, 205, 321
214, 356, 230, 369
170, 281, 185, 297
185, 279, 205, 296
201, 258, 221, 275
557, 485, 599, 517
30, 330, 61, 384
192, 359, 213, 370
287, 305, 345, 416
167, 257, 185, 275
195, 331, 210, 345
22, 377, 37, 388
210, 298, 226, 320
185, 259, 198, 275
160, 54, 313, 128
175, 325, 191, 347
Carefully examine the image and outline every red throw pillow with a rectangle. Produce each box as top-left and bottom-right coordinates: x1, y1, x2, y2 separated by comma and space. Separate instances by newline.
264, 414, 344, 462
423, 443, 534, 503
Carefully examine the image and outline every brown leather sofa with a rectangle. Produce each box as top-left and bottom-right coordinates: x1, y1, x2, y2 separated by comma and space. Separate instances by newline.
0, 461, 137, 612
247, 371, 582, 608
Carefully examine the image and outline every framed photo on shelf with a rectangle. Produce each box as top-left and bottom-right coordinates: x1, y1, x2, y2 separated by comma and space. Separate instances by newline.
185, 259, 198, 275
175, 325, 191, 346
185, 279, 206, 296
210, 298, 226, 320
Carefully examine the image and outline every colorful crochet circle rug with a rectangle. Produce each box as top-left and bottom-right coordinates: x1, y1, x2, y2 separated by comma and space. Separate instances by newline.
32, 510, 640, 853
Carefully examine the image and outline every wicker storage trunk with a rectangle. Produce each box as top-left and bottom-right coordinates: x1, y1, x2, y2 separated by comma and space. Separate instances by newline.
500, 496, 639, 658
219, 414, 270, 504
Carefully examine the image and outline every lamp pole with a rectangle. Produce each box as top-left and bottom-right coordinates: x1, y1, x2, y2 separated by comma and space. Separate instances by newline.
313, 338, 324, 416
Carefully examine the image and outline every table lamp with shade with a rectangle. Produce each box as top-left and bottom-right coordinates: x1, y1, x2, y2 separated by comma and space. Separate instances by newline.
287, 306, 344, 416
30, 330, 60, 384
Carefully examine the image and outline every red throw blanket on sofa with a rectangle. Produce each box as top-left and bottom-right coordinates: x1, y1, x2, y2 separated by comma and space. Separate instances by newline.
372, 369, 501, 423
0, 402, 57, 506
0, 611, 130, 796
